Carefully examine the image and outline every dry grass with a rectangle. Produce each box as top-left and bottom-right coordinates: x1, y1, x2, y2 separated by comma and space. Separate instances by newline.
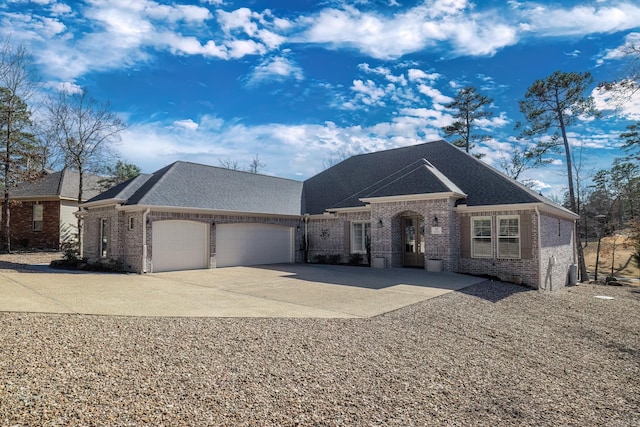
583, 235, 639, 280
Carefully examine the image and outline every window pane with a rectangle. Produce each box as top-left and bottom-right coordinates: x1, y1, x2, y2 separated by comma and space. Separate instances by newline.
499, 218, 519, 237
351, 222, 371, 254
33, 204, 43, 221
473, 238, 492, 257
498, 238, 520, 258
33, 205, 44, 231
473, 219, 491, 236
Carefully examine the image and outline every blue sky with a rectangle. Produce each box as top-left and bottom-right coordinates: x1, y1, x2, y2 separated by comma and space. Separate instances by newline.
2, 0, 640, 198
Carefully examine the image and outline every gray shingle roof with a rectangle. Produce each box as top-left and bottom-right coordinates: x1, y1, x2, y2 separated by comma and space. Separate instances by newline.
12, 169, 103, 201
84, 140, 572, 217
302, 140, 568, 214
87, 161, 304, 216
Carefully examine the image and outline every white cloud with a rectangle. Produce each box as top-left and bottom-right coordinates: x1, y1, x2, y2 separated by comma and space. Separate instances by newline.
118, 112, 453, 179
299, 2, 518, 59
522, 3, 640, 37
407, 69, 440, 81
173, 119, 199, 131
217, 8, 259, 36
351, 79, 387, 106
247, 55, 304, 86
475, 112, 509, 130
50, 3, 72, 16
55, 81, 83, 94
227, 39, 266, 58
0, 1, 288, 81
593, 84, 640, 120
417, 84, 454, 105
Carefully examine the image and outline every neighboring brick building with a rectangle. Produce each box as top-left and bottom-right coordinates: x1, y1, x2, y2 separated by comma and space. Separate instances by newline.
80, 140, 579, 290
2, 169, 103, 250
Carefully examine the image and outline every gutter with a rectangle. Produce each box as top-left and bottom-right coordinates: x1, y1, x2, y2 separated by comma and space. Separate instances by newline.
142, 207, 150, 273
535, 205, 544, 291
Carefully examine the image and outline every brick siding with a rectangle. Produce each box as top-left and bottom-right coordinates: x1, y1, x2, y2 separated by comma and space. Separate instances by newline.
83, 208, 304, 273
539, 212, 576, 290
1, 201, 62, 249
456, 209, 540, 287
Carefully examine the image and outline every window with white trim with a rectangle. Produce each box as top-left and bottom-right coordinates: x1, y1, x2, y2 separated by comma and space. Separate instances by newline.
497, 215, 520, 259
33, 204, 43, 231
128, 216, 135, 231
100, 218, 108, 258
351, 222, 371, 254
471, 217, 492, 258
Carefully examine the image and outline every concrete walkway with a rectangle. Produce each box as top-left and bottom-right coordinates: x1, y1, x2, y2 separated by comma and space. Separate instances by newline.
0, 264, 485, 318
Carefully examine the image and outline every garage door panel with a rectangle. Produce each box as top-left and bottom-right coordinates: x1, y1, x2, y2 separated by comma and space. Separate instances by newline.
152, 220, 209, 272
216, 223, 293, 268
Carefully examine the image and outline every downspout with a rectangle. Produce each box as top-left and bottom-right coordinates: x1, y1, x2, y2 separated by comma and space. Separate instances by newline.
142, 208, 150, 273
535, 206, 544, 291
304, 214, 309, 263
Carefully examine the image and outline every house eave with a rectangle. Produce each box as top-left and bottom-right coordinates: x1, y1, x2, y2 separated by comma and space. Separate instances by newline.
81, 198, 127, 208
115, 204, 302, 219
455, 202, 579, 220
360, 192, 466, 204
325, 205, 371, 214
9, 195, 71, 202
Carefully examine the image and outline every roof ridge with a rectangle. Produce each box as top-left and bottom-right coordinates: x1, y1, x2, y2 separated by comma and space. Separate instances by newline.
56, 168, 66, 196
175, 160, 303, 184
133, 162, 179, 205
346, 140, 444, 161
361, 161, 458, 198
449, 143, 574, 213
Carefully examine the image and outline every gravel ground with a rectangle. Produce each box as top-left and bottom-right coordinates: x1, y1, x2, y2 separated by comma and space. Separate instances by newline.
0, 277, 638, 426
0, 251, 61, 271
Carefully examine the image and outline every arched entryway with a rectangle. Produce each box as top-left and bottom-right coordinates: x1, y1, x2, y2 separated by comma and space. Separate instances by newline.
400, 214, 425, 268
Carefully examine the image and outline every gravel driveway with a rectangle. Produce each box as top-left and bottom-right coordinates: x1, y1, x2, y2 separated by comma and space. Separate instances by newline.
1, 277, 638, 426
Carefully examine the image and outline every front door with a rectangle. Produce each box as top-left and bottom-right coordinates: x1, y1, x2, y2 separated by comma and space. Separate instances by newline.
402, 216, 425, 267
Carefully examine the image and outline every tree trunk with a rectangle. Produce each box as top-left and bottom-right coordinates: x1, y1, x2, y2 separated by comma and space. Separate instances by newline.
3, 122, 11, 253
556, 99, 588, 281
77, 166, 84, 258
2, 190, 9, 253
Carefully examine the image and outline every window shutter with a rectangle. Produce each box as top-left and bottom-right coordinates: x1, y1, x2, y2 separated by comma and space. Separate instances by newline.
344, 221, 351, 254
520, 213, 533, 259
460, 216, 470, 258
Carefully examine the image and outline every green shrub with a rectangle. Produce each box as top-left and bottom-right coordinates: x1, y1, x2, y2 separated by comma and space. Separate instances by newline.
314, 254, 327, 264
327, 254, 341, 264
348, 253, 363, 265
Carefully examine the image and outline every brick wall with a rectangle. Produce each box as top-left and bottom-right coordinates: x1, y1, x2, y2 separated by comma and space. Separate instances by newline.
306, 197, 456, 269
457, 209, 540, 288
306, 212, 370, 264
1, 201, 61, 249
85, 208, 304, 273
370, 198, 455, 269
539, 212, 576, 290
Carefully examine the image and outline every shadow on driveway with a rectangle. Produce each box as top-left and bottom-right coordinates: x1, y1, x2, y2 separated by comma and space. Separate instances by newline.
254, 263, 484, 291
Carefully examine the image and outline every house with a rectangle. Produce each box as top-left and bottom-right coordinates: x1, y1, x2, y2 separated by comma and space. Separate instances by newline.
80, 140, 579, 289
2, 169, 103, 250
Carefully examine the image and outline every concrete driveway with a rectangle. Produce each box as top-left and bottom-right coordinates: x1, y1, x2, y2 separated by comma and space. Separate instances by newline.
0, 264, 485, 318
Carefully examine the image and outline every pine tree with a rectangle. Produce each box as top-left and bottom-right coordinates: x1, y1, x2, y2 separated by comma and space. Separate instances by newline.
517, 70, 600, 281
442, 86, 493, 159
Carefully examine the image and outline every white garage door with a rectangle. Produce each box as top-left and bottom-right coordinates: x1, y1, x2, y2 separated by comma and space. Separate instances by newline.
216, 223, 294, 268
152, 220, 209, 272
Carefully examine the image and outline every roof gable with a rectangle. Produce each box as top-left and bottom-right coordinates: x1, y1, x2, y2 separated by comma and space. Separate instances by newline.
12, 169, 103, 201
88, 161, 304, 216
302, 140, 567, 214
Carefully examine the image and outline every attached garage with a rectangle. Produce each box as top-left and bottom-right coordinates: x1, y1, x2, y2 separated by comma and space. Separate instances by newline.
216, 223, 294, 268
152, 220, 209, 272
